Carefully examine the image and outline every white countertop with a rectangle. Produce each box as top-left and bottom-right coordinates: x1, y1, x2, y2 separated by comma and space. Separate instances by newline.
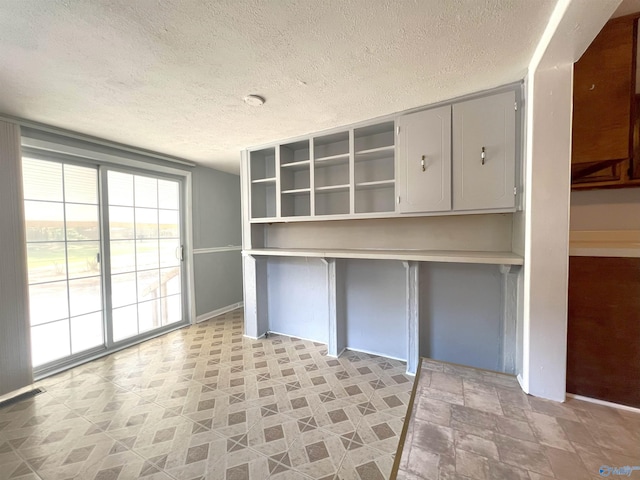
243, 248, 524, 265
569, 230, 640, 258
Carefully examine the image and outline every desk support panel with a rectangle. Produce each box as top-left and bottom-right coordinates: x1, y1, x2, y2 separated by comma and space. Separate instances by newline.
404, 261, 420, 375
325, 258, 347, 357
500, 264, 520, 373
243, 255, 268, 339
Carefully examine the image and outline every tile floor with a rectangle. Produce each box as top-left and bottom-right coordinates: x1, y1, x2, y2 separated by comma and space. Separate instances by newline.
396, 358, 640, 480
0, 309, 413, 480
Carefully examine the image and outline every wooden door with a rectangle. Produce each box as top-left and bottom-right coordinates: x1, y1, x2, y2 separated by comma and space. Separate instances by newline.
397, 105, 451, 213
452, 91, 516, 211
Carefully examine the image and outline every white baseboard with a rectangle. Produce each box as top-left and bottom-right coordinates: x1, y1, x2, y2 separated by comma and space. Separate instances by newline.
566, 393, 640, 414
344, 346, 407, 363
195, 302, 243, 323
264, 330, 327, 345
325, 347, 348, 359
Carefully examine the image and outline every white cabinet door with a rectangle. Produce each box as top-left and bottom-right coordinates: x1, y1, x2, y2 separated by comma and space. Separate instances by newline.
397, 105, 451, 213
452, 91, 516, 211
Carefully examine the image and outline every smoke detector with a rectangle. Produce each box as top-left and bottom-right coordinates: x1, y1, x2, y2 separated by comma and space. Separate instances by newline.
244, 95, 265, 106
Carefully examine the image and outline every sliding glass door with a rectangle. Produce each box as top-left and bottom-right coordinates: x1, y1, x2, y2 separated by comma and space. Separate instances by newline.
22, 157, 186, 372
23, 158, 104, 367
107, 171, 183, 342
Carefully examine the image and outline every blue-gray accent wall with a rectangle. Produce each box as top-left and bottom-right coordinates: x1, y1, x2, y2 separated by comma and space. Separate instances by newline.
192, 165, 243, 318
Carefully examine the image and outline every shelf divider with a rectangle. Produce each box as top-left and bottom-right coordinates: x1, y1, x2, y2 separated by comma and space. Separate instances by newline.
252, 177, 276, 184
315, 184, 350, 193
282, 188, 311, 195
355, 179, 395, 190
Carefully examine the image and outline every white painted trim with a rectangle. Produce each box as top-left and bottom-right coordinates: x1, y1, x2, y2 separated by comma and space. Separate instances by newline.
566, 393, 640, 414
265, 330, 327, 346
193, 246, 242, 255
345, 347, 407, 363
184, 172, 197, 326
22, 136, 192, 176
517, 373, 528, 393
333, 347, 347, 358
5, 113, 196, 167
195, 302, 244, 323
243, 334, 266, 341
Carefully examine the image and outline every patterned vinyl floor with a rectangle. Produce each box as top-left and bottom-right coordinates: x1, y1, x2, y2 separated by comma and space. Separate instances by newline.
0, 309, 413, 480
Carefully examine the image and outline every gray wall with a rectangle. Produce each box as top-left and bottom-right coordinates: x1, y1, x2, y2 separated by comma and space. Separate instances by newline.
192, 165, 242, 249
419, 262, 503, 372
191, 165, 243, 318
344, 260, 407, 360
266, 257, 329, 343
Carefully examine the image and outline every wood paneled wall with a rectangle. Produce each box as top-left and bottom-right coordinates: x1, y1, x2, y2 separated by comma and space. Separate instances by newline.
567, 256, 640, 408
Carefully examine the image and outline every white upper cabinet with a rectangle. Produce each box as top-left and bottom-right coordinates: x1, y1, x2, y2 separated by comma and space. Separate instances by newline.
397, 105, 451, 213
245, 86, 520, 222
452, 90, 516, 211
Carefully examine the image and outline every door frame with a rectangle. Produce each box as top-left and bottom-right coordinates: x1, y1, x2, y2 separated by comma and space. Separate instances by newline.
21, 140, 196, 380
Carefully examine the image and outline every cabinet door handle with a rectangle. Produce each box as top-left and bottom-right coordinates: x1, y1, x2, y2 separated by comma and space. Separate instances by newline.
481, 147, 486, 165
421, 155, 426, 172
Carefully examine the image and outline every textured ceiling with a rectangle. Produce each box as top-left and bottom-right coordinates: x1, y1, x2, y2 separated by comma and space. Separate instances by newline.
0, 0, 558, 174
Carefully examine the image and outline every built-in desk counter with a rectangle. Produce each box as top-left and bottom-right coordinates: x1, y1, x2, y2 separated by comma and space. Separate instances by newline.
243, 248, 522, 376
243, 248, 523, 265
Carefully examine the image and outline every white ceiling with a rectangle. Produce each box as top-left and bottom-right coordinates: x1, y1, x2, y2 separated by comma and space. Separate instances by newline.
0, 0, 559, 174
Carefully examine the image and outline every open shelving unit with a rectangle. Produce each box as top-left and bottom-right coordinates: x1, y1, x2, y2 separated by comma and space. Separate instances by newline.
280, 140, 311, 217
354, 122, 395, 214
314, 131, 350, 216
246, 120, 397, 222
250, 147, 277, 219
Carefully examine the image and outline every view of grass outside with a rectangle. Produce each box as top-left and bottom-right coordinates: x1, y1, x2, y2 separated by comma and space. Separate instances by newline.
23, 159, 104, 366
23, 159, 184, 368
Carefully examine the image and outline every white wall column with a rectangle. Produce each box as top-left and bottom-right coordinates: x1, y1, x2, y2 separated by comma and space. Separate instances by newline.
325, 258, 346, 357
524, 62, 573, 402
242, 254, 268, 339
522, 0, 619, 401
0, 120, 33, 396
403, 261, 419, 375
500, 265, 519, 374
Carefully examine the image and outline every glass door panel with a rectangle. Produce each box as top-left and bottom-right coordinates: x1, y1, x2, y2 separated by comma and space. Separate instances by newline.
24, 158, 186, 371
107, 171, 183, 343
23, 158, 104, 367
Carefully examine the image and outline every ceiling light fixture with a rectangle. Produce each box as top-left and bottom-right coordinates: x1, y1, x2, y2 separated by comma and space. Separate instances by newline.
244, 95, 265, 106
